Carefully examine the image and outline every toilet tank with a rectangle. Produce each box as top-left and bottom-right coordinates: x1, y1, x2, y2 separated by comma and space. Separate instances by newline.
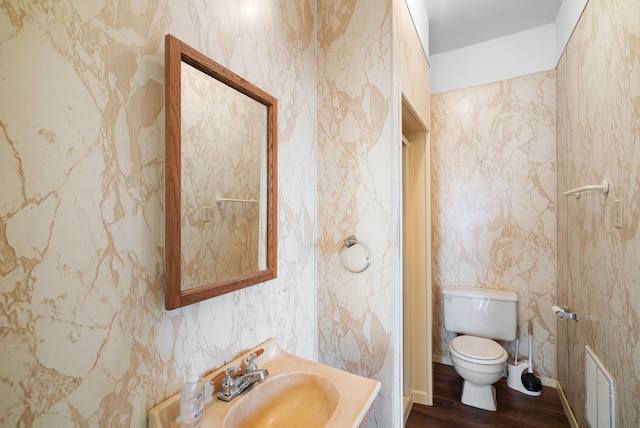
443, 286, 518, 341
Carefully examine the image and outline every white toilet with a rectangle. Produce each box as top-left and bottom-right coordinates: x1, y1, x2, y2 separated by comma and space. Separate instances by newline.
442, 286, 518, 411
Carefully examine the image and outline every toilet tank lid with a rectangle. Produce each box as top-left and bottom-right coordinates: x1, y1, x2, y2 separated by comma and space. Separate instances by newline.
442, 286, 518, 302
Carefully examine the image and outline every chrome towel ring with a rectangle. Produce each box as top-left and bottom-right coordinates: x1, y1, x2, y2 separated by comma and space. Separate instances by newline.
339, 235, 371, 273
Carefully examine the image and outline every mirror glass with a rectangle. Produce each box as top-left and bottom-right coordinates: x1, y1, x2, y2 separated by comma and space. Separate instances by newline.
165, 34, 277, 309
181, 63, 268, 289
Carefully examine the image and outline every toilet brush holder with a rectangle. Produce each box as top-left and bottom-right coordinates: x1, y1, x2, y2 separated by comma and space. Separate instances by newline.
507, 360, 542, 396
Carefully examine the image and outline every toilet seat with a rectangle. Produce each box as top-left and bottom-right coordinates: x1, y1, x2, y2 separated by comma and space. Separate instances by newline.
450, 335, 507, 364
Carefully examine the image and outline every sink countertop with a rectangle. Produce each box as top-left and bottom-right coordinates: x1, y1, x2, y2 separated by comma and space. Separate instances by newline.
148, 338, 381, 428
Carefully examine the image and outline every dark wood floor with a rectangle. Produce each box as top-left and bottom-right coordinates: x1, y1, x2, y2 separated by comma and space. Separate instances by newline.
405, 363, 571, 427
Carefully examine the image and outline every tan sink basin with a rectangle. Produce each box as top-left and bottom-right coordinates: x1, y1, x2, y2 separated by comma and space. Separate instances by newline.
148, 338, 380, 428
223, 372, 339, 428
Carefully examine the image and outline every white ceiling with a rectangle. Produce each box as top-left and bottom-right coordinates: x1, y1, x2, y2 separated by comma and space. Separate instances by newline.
423, 0, 564, 55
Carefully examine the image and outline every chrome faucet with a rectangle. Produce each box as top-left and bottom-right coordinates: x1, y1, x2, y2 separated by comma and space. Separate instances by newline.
217, 353, 269, 402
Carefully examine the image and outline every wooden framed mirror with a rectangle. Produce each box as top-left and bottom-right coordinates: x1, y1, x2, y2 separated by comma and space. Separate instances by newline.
164, 34, 277, 310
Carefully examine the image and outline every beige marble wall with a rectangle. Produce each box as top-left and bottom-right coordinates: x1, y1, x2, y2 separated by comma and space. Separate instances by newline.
317, 0, 396, 425
395, 0, 430, 122
394, 0, 432, 406
557, 0, 640, 425
317, 0, 430, 425
181, 64, 264, 288
431, 71, 558, 378
0, 1, 316, 426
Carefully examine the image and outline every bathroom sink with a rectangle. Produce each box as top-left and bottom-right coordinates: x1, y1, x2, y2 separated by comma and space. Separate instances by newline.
222, 372, 339, 428
148, 339, 380, 428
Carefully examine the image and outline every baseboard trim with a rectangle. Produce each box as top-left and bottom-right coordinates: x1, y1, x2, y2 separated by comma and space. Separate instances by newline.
411, 389, 430, 406
433, 357, 577, 425
556, 381, 579, 428
433, 355, 452, 366
434, 356, 558, 388
403, 393, 414, 425
540, 376, 557, 388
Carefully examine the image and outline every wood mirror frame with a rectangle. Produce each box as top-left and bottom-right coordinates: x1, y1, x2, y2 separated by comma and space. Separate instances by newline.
164, 34, 277, 310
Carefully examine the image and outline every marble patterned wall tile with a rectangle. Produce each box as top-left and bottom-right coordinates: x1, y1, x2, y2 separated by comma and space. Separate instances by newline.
393, 0, 432, 405
394, 0, 430, 123
555, 47, 571, 413
0, 0, 316, 426
431, 71, 557, 378
317, 1, 431, 425
317, 0, 397, 425
557, 0, 640, 425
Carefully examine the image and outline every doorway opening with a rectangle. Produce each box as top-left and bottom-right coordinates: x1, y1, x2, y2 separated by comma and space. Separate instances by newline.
401, 97, 432, 422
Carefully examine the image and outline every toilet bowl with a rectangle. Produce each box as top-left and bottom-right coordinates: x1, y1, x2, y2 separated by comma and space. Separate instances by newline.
442, 286, 518, 411
449, 335, 508, 411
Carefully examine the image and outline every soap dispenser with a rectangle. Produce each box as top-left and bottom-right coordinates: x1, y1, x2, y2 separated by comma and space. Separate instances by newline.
180, 354, 204, 428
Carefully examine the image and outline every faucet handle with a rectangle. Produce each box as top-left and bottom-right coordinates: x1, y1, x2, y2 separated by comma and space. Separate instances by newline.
245, 353, 258, 373
220, 369, 235, 397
